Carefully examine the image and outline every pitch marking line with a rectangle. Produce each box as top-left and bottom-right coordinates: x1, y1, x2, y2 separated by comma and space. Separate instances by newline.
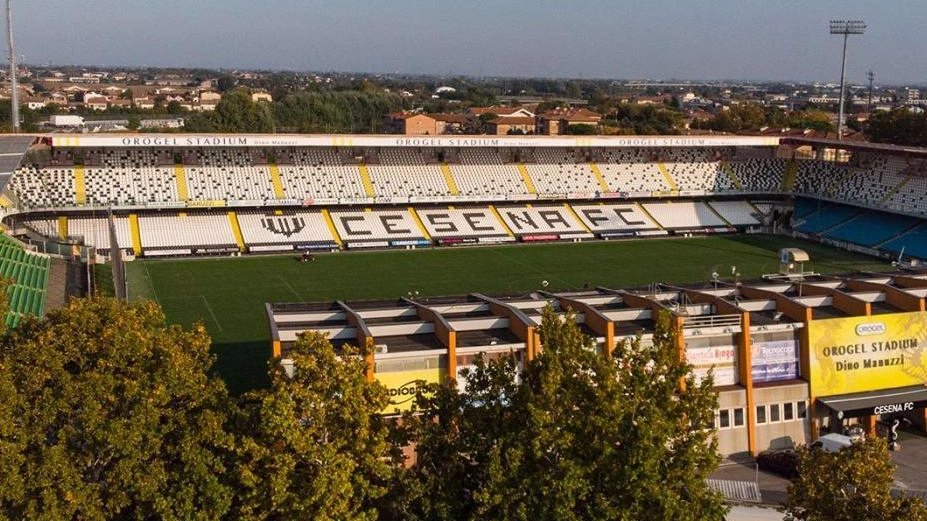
200, 295, 224, 333
143, 264, 160, 303
278, 276, 305, 302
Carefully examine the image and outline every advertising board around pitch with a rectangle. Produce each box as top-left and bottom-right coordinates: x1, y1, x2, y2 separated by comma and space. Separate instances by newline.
808, 311, 927, 397
375, 369, 443, 414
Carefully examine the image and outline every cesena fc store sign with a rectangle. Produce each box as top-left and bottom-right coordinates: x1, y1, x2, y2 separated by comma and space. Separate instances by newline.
809, 311, 927, 419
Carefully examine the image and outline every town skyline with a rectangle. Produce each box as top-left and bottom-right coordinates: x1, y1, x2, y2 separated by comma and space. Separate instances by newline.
11, 0, 927, 85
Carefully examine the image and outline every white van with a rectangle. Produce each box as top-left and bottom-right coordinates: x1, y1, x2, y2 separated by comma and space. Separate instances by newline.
809, 433, 854, 452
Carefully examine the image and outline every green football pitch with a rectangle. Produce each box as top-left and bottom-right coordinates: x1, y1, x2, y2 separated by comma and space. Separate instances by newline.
124, 234, 890, 394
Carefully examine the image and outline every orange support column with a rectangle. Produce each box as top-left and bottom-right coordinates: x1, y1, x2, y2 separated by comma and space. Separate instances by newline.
738, 312, 758, 456
447, 330, 457, 389
364, 337, 375, 383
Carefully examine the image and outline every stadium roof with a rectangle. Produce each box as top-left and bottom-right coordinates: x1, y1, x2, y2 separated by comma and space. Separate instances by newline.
0, 135, 37, 193
49, 133, 781, 149
781, 137, 927, 158
267, 272, 927, 357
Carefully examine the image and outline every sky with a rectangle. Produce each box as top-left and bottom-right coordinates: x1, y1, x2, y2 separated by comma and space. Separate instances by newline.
12, 0, 927, 85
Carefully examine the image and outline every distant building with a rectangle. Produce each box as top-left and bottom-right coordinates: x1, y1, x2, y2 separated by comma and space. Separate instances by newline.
23, 97, 46, 110
387, 112, 438, 135
141, 117, 185, 129
486, 116, 535, 135
199, 91, 222, 103
536, 108, 602, 135
251, 91, 273, 103
49, 115, 84, 127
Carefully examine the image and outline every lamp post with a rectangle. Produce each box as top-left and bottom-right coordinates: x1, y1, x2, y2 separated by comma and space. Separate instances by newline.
6, 0, 17, 132
829, 20, 866, 140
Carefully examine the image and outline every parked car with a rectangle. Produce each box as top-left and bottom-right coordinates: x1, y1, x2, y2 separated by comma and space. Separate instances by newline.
757, 433, 855, 479
809, 433, 854, 452
756, 448, 800, 478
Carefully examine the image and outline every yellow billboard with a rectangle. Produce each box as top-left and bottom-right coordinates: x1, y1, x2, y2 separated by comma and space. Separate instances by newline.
808, 311, 927, 396
376, 369, 443, 414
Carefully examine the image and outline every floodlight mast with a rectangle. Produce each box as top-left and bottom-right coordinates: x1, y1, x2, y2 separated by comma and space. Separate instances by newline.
829, 20, 866, 141
5, 0, 17, 132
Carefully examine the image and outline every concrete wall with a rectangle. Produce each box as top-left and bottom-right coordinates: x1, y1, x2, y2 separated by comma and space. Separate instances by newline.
716, 387, 749, 457
753, 382, 811, 451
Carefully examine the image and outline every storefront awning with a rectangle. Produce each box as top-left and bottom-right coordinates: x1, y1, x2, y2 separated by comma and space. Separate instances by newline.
818, 385, 927, 419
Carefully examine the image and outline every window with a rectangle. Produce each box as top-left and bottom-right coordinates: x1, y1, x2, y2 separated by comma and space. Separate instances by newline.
784, 402, 794, 421
797, 400, 808, 419
719, 409, 731, 429
770, 403, 781, 423
733, 408, 745, 427
756, 405, 767, 424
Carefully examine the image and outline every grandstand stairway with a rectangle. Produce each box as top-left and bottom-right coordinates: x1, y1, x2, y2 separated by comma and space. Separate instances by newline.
174, 164, 189, 201
656, 163, 679, 192
879, 171, 917, 205
719, 162, 743, 191
57, 216, 68, 240
269, 163, 286, 199
228, 211, 247, 252
516, 164, 538, 194
129, 214, 142, 255
588, 163, 611, 192
489, 205, 516, 237
321, 209, 344, 248
440, 164, 460, 196
44, 257, 69, 312
782, 160, 798, 191
358, 164, 376, 198
408, 207, 433, 241
74, 165, 86, 205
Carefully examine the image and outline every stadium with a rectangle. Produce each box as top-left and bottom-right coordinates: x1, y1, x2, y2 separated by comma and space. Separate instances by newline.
0, 132, 925, 457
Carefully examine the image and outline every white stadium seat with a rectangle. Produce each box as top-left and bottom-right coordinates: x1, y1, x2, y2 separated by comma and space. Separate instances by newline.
641, 201, 728, 229
416, 207, 511, 239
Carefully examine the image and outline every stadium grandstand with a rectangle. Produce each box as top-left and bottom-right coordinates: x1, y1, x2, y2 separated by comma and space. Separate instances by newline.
1, 134, 925, 264
0, 132, 926, 459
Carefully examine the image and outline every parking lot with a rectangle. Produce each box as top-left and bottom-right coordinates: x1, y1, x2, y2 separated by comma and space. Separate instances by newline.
710, 428, 927, 506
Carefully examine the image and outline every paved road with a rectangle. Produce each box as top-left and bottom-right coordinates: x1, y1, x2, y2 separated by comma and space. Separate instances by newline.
726, 506, 785, 521
711, 428, 927, 507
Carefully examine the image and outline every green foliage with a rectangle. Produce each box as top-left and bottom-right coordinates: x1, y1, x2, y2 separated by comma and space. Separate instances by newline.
127, 114, 141, 130
787, 110, 834, 132
613, 103, 682, 135
274, 90, 404, 133
704, 103, 766, 132
786, 437, 927, 521
0, 298, 236, 521
562, 123, 597, 135
866, 108, 927, 147
232, 332, 399, 521
397, 307, 726, 521
214, 88, 275, 133
217, 75, 237, 92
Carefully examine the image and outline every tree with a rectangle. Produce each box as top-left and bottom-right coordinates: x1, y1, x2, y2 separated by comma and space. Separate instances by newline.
866, 108, 927, 147
213, 88, 274, 133
232, 332, 400, 521
786, 438, 927, 521
127, 114, 141, 130
786, 437, 927, 521
0, 298, 236, 521
398, 307, 726, 521
705, 103, 766, 132
563, 123, 597, 135
217, 75, 237, 92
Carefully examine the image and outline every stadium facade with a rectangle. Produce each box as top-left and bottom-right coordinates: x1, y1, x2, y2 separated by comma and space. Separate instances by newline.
0, 132, 926, 457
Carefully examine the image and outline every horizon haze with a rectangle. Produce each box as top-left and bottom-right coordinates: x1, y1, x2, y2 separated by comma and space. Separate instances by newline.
12, 0, 927, 85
